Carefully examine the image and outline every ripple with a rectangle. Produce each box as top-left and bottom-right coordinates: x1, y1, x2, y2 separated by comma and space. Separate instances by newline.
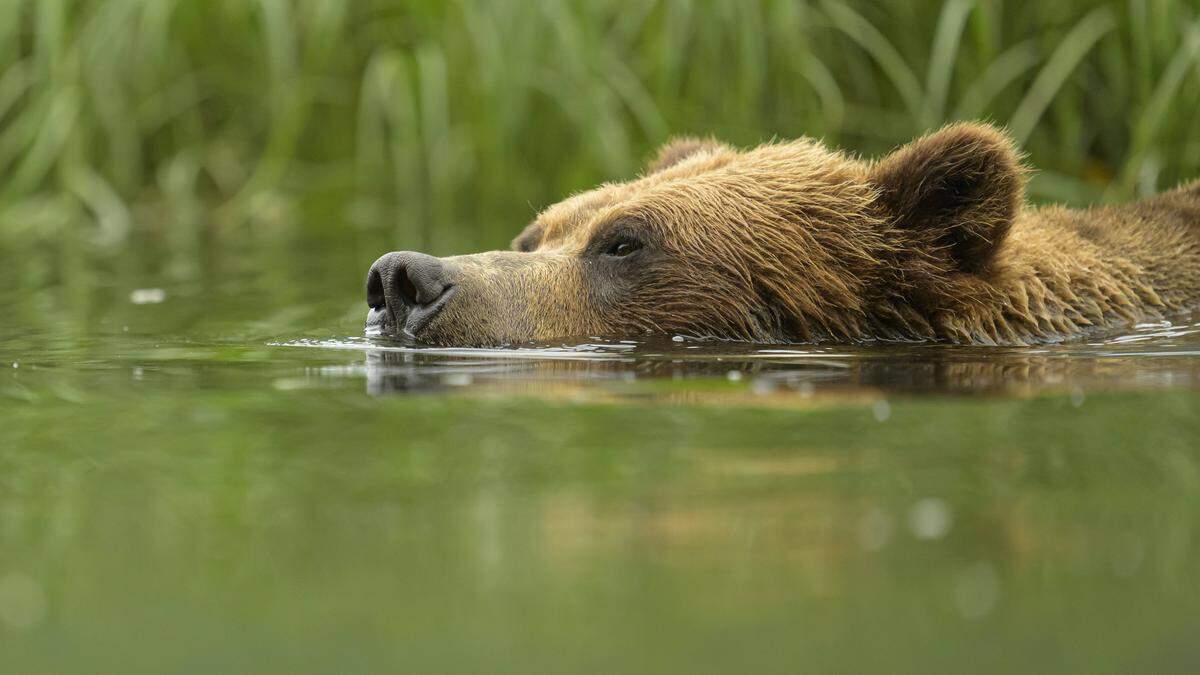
273, 312, 1200, 398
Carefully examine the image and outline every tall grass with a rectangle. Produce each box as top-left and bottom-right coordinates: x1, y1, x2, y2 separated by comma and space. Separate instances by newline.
1, 0, 1200, 259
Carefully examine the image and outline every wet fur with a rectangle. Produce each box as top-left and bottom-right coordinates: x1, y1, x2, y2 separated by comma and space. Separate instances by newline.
414, 123, 1200, 346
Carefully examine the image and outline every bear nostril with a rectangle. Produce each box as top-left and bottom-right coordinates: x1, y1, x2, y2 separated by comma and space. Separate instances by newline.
366, 267, 387, 310
398, 272, 421, 306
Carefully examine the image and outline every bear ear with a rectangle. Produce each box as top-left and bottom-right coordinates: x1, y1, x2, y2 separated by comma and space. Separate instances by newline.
869, 122, 1024, 274
645, 136, 730, 174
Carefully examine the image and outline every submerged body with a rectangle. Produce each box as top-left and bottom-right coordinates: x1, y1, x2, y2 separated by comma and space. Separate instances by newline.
366, 123, 1200, 346
976, 190, 1200, 344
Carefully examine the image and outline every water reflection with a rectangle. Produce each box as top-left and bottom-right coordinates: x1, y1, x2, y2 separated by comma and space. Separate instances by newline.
6, 290, 1200, 672
288, 313, 1200, 399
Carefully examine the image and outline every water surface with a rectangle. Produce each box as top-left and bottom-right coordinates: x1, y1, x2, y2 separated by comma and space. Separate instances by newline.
2, 232, 1200, 673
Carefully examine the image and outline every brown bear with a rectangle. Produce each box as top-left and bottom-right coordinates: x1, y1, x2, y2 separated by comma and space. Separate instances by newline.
365, 122, 1200, 346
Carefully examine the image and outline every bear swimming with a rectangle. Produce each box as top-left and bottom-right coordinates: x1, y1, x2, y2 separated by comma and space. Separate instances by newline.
365, 122, 1200, 346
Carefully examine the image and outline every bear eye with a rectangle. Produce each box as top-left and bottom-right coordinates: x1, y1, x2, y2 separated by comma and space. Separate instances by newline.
604, 239, 642, 257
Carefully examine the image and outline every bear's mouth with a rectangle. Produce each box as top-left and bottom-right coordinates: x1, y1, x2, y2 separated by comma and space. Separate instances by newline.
365, 285, 456, 341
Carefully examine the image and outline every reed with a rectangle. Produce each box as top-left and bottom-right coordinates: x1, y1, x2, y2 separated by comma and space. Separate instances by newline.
0, 0, 1198, 255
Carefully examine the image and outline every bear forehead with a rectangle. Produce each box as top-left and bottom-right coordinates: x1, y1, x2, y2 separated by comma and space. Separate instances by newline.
533, 138, 864, 247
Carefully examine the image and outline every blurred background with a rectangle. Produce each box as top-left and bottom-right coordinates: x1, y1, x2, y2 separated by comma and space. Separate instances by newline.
2, 0, 1200, 303
5, 5, 1200, 671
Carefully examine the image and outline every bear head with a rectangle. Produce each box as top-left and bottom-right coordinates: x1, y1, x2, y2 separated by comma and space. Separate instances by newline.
365, 122, 1024, 346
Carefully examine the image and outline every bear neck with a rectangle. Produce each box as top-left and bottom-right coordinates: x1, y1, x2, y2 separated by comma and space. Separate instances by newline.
907, 185, 1200, 345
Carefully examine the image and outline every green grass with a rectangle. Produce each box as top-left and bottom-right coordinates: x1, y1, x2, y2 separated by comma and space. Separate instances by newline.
2, 0, 1200, 261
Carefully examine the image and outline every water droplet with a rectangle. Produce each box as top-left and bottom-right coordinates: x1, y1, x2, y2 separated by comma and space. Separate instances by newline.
953, 561, 1000, 619
129, 288, 166, 305
872, 399, 891, 422
908, 498, 953, 540
271, 378, 309, 391
857, 507, 894, 551
751, 378, 775, 396
1069, 386, 1085, 408
443, 373, 473, 386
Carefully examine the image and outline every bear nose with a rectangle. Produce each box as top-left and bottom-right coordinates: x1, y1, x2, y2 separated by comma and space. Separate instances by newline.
366, 252, 453, 336
367, 251, 450, 308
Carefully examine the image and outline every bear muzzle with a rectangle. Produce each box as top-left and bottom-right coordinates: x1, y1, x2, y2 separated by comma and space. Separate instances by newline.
365, 251, 456, 339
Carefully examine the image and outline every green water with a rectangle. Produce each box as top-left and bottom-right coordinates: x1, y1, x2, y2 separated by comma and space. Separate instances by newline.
3, 229, 1200, 674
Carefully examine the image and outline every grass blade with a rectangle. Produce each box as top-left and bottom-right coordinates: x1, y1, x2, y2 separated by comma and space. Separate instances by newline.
924, 0, 975, 124
821, 0, 924, 129
952, 39, 1041, 121
1008, 7, 1116, 144
1116, 21, 1200, 196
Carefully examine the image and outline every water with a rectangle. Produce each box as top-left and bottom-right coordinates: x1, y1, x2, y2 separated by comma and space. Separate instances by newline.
287, 320, 1200, 397
2, 231, 1200, 673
